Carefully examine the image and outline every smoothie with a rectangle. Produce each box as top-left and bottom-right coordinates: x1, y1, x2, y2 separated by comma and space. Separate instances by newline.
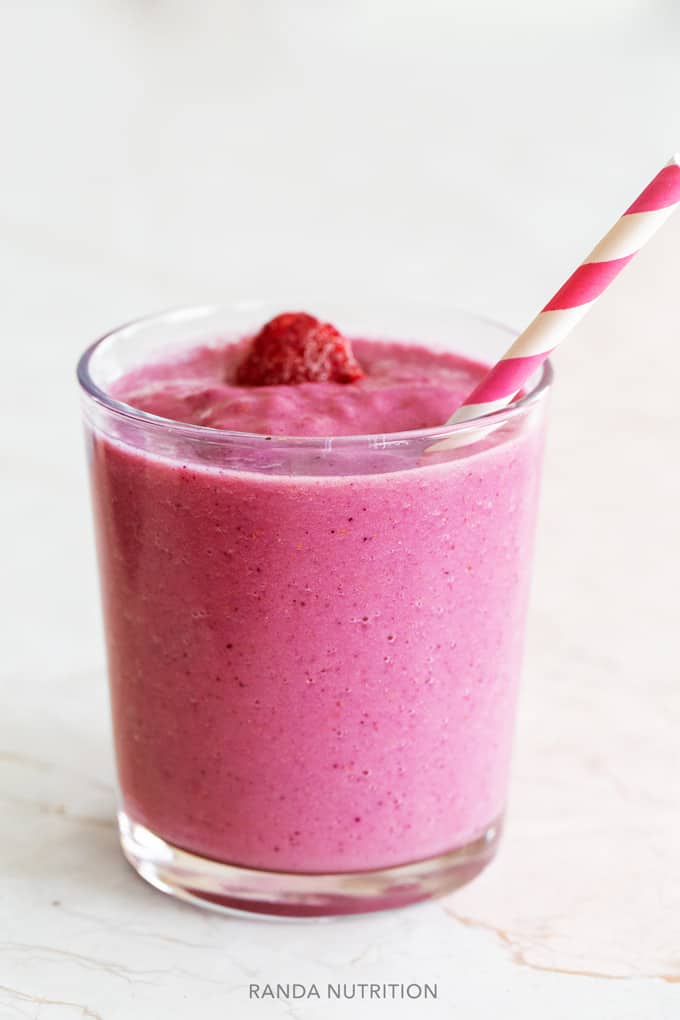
84, 311, 547, 878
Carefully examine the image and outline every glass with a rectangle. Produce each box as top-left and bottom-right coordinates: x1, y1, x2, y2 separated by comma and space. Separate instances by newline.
77, 301, 552, 917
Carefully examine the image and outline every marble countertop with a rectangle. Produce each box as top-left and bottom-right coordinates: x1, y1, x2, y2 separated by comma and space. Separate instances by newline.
1, 2, 679, 1017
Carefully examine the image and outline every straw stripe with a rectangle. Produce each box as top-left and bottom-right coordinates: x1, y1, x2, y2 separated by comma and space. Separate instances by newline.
542, 255, 634, 311
448, 398, 515, 425
625, 164, 680, 213
446, 154, 680, 425
585, 208, 676, 263
461, 353, 548, 405
498, 305, 591, 358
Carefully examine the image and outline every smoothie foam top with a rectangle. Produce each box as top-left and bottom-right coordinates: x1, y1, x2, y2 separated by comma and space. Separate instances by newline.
112, 315, 490, 438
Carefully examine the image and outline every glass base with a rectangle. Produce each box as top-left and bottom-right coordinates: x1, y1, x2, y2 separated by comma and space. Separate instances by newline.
119, 811, 503, 918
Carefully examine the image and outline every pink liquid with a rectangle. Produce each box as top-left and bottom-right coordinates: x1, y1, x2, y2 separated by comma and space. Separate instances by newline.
90, 338, 546, 872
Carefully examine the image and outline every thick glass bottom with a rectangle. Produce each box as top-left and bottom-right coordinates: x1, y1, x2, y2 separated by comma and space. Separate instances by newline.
119, 810, 503, 918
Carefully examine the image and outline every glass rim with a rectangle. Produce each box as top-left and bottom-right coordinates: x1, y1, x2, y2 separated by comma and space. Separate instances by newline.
76, 301, 553, 448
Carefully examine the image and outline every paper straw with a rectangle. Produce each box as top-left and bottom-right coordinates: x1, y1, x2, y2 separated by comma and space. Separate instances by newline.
449, 154, 680, 425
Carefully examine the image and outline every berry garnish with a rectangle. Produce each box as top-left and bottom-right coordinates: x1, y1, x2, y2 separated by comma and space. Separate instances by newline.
235, 312, 364, 386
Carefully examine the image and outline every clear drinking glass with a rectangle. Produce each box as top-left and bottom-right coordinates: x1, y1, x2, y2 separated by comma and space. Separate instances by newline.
77, 301, 551, 917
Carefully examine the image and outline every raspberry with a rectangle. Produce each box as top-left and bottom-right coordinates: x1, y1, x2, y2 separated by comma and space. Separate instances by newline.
235, 312, 364, 386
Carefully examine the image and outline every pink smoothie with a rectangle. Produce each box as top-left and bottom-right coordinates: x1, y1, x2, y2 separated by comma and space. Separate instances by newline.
89, 337, 546, 872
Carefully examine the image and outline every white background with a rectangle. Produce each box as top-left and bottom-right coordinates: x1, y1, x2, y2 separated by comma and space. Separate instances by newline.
1, 2, 679, 1018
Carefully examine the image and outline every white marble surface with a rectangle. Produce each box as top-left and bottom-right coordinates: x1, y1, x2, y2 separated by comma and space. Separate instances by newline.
2, 2, 680, 1017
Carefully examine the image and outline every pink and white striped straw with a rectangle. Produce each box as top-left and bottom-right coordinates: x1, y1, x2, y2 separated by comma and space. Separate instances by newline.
449, 154, 680, 425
